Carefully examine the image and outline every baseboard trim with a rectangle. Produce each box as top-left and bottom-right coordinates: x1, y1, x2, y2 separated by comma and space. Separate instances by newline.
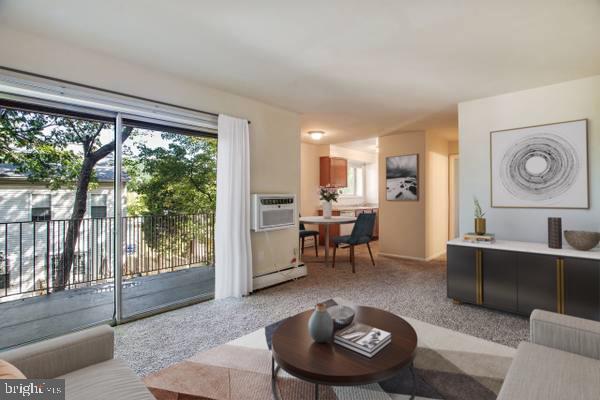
425, 250, 447, 261
379, 252, 426, 262
379, 251, 446, 262
252, 264, 307, 291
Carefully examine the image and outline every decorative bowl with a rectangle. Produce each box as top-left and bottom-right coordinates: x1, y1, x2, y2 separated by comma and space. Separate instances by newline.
327, 305, 355, 329
564, 231, 600, 251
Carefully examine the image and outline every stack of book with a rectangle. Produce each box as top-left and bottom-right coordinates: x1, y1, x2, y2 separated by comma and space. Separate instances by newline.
463, 233, 495, 243
334, 322, 391, 358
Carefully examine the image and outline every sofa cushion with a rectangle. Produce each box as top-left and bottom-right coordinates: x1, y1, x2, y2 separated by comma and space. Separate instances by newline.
498, 342, 600, 400
0, 325, 114, 378
0, 359, 26, 379
58, 359, 154, 400
530, 309, 600, 360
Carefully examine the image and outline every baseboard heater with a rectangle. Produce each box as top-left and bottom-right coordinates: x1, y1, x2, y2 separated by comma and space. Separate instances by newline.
252, 263, 307, 291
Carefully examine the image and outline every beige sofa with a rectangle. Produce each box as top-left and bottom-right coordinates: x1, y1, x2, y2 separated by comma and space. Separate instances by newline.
498, 309, 600, 400
0, 325, 154, 400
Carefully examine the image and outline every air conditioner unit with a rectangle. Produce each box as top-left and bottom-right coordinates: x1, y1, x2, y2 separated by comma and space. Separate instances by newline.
251, 194, 296, 232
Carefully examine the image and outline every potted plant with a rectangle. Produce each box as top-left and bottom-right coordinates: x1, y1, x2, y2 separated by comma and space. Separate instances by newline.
473, 197, 486, 235
320, 186, 340, 219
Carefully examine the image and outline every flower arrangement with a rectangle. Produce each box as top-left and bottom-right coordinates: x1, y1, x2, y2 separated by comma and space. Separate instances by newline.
320, 186, 340, 203
473, 197, 486, 218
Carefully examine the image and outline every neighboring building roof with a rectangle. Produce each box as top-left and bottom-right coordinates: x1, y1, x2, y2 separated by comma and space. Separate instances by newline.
0, 163, 130, 182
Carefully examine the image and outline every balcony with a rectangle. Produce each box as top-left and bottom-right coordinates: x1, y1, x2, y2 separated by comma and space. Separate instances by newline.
0, 213, 215, 349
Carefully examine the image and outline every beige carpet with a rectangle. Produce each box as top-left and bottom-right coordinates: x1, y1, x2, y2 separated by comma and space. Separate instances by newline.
144, 298, 515, 400
116, 243, 528, 376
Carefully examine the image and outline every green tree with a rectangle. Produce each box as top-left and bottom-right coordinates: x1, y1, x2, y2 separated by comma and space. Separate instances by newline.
124, 132, 217, 262
0, 107, 132, 290
125, 132, 217, 214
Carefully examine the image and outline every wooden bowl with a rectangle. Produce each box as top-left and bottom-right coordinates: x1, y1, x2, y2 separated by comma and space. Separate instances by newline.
564, 231, 600, 251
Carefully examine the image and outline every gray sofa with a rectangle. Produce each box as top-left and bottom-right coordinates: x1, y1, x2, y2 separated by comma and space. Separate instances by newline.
498, 309, 600, 400
0, 325, 154, 400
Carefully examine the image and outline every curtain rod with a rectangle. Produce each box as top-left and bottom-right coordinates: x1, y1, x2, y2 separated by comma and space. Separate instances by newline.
0, 66, 251, 124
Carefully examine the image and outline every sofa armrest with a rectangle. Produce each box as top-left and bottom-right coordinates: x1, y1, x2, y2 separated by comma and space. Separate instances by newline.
530, 309, 600, 360
0, 325, 114, 378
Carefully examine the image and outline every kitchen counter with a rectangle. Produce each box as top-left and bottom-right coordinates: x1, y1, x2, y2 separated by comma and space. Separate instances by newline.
317, 204, 379, 211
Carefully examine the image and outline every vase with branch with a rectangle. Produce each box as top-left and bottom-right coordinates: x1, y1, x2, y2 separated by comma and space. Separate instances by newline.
320, 186, 340, 219
473, 197, 487, 235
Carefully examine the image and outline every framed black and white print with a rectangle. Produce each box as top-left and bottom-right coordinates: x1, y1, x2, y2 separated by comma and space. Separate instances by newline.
490, 119, 588, 208
386, 154, 419, 201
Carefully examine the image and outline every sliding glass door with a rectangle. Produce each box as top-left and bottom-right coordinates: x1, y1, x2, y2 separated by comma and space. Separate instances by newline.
0, 105, 116, 348
0, 94, 217, 348
119, 123, 216, 320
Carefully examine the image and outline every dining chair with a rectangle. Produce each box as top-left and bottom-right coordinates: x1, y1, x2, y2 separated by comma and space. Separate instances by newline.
299, 218, 319, 256
332, 212, 376, 273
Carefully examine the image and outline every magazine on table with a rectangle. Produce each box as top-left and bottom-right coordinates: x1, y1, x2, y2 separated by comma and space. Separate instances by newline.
334, 322, 391, 355
334, 337, 391, 358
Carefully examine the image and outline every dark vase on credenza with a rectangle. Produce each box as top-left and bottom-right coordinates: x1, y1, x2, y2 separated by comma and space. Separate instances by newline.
548, 217, 562, 249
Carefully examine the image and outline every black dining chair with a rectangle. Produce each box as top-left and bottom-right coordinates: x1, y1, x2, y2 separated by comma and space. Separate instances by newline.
332, 212, 376, 273
299, 218, 319, 257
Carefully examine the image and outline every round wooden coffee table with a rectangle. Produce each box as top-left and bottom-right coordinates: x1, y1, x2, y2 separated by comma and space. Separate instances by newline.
271, 306, 418, 399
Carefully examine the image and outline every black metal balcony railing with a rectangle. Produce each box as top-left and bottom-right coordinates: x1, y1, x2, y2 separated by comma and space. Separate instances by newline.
0, 214, 215, 300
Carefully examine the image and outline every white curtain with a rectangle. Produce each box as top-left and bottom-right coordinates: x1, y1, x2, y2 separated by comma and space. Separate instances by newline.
215, 114, 253, 299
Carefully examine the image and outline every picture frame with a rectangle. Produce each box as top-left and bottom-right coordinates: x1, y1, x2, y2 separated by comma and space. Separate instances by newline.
386, 154, 419, 201
490, 119, 588, 209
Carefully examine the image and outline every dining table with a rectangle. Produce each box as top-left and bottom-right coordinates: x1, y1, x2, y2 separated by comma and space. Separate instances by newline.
299, 215, 357, 267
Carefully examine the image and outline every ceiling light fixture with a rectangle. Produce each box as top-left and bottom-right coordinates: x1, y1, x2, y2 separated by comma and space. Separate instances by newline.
308, 130, 325, 140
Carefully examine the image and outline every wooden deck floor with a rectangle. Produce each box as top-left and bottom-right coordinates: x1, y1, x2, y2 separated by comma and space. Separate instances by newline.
0, 267, 214, 349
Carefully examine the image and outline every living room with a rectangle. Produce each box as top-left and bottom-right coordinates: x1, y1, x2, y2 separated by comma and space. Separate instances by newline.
0, 2, 599, 400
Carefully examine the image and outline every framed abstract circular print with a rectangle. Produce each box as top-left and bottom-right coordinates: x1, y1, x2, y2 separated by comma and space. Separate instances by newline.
490, 119, 588, 209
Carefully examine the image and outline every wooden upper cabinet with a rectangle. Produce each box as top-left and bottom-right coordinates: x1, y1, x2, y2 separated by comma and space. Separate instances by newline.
320, 156, 348, 188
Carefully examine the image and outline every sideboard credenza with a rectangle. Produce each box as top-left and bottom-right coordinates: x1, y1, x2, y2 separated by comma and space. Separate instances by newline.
447, 239, 600, 320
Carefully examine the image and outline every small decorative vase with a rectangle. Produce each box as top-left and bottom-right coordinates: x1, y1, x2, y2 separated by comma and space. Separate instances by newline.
308, 303, 333, 343
548, 217, 562, 249
322, 201, 333, 219
474, 218, 486, 235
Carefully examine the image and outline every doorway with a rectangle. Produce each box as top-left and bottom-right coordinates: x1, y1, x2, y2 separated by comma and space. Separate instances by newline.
448, 154, 459, 239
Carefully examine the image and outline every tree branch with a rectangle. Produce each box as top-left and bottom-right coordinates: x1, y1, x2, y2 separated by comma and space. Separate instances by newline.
90, 126, 133, 163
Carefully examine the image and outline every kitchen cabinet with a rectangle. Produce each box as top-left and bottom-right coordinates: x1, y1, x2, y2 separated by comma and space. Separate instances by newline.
320, 157, 347, 188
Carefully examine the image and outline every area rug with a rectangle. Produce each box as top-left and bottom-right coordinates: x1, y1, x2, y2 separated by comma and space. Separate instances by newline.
144, 298, 515, 400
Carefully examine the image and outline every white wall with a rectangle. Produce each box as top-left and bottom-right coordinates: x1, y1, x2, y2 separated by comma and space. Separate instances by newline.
0, 25, 301, 277
425, 132, 449, 259
365, 161, 379, 204
378, 131, 427, 259
299, 142, 323, 217
458, 75, 600, 242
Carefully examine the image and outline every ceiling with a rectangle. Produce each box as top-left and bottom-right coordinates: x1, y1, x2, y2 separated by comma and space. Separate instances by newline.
1, 1, 600, 144
335, 138, 378, 154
